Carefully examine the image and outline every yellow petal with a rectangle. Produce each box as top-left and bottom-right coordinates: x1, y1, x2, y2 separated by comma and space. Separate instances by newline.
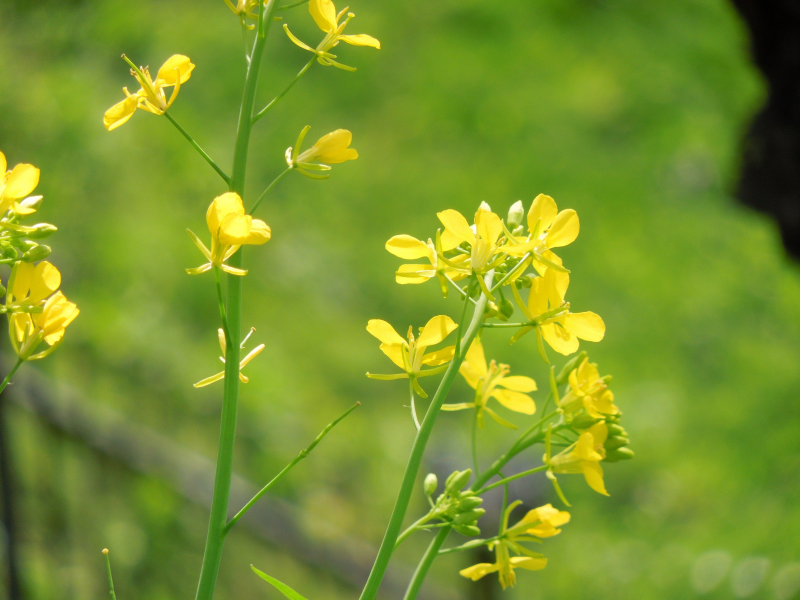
11, 262, 34, 302
546, 209, 579, 248
421, 345, 455, 366
309, 0, 338, 32
527, 194, 557, 233
366, 319, 406, 345
194, 371, 225, 387
563, 312, 605, 342
4, 163, 40, 199
541, 322, 579, 355
385, 235, 432, 259
302, 129, 357, 164
338, 34, 381, 48
207, 192, 244, 236
497, 375, 537, 392
30, 261, 61, 304
587, 422, 608, 446
462, 339, 487, 377
475, 209, 503, 245
218, 213, 254, 245
527, 276, 549, 317
103, 94, 140, 131
156, 54, 195, 85
543, 269, 569, 307
416, 314, 457, 348
440, 229, 462, 251
244, 218, 271, 245
459, 562, 499, 581
510, 556, 548, 571
437, 209, 475, 246
491, 389, 536, 415
379, 343, 406, 369
395, 263, 435, 284
582, 461, 608, 496
0, 151, 6, 173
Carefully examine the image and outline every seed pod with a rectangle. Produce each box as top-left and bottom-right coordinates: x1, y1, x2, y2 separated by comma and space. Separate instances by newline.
457, 497, 483, 511
423, 473, 438, 496
453, 524, 481, 537
605, 447, 635, 462
455, 509, 486, 525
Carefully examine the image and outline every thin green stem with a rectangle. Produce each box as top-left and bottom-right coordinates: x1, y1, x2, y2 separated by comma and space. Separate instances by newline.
358, 273, 492, 600
0, 359, 23, 396
252, 57, 316, 123
473, 465, 548, 495
164, 112, 231, 184
225, 402, 359, 532
249, 167, 291, 215
402, 526, 451, 600
481, 321, 530, 329
489, 252, 531, 293
471, 409, 480, 477
214, 268, 232, 349
394, 512, 434, 550
277, 0, 310, 9
193, 2, 280, 600
102, 549, 117, 600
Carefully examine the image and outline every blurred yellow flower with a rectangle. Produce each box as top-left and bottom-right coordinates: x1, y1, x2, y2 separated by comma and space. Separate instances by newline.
558, 357, 618, 419
187, 192, 271, 276
6, 261, 61, 310
505, 194, 579, 274
104, 54, 195, 131
194, 327, 264, 387
284, 0, 380, 71
0, 151, 41, 215
385, 232, 469, 296
222, 0, 259, 25
366, 315, 457, 397
511, 268, 604, 358
546, 422, 609, 497
10, 291, 79, 361
442, 339, 536, 429
286, 126, 358, 179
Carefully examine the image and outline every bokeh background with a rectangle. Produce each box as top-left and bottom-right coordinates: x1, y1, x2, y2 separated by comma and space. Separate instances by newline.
1, 0, 799, 599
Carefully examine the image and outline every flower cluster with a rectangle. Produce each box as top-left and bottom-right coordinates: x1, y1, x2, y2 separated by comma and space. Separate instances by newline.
0, 150, 78, 362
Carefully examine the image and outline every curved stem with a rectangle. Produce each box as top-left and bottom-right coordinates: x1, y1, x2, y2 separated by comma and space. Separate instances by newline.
402, 526, 451, 600
164, 112, 231, 184
473, 465, 548, 496
358, 273, 492, 600
249, 167, 290, 215
394, 512, 433, 550
252, 57, 316, 123
0, 359, 23, 396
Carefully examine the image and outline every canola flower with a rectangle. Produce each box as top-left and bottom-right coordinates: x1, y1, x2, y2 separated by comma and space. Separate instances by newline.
385, 230, 469, 296
0, 151, 41, 216
442, 339, 536, 429
545, 421, 609, 500
460, 501, 570, 589
510, 268, 605, 360
194, 327, 265, 387
104, 54, 195, 131
187, 192, 271, 276
284, 0, 380, 71
286, 126, 358, 179
558, 356, 619, 419
10, 291, 79, 361
6, 262, 60, 310
366, 315, 457, 397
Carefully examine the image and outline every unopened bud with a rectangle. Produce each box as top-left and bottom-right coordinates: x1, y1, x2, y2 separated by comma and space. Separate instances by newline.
606, 424, 626, 437
18, 195, 43, 211
3, 246, 18, 259
455, 539, 487, 551
512, 225, 525, 236
515, 273, 535, 289
423, 473, 438, 496
604, 447, 635, 462
506, 200, 525, 230
479, 201, 492, 212
457, 497, 483, 511
445, 469, 472, 493
556, 351, 588, 385
499, 298, 514, 318
27, 223, 58, 240
22, 245, 51, 262
453, 524, 481, 537
569, 413, 600, 430
0, 283, 6, 296
605, 435, 630, 451
455, 508, 485, 525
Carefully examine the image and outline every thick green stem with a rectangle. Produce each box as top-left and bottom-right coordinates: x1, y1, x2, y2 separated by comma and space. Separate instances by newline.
193, 2, 279, 600
358, 274, 492, 600
402, 526, 451, 600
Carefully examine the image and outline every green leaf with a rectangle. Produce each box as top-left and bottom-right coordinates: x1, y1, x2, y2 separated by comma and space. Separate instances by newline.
251, 566, 309, 600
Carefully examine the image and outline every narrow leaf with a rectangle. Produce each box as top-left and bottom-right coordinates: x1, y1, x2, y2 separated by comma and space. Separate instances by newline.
251, 566, 309, 600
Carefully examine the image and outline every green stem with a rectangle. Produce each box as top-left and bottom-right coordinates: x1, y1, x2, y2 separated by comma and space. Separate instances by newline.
489, 252, 531, 293
214, 268, 232, 348
249, 167, 291, 215
164, 112, 231, 185
471, 409, 479, 477
358, 273, 492, 600
402, 526, 451, 600
473, 465, 548, 495
102, 549, 117, 600
193, 2, 280, 600
481, 322, 530, 328
225, 402, 359, 532
394, 512, 434, 550
277, 0, 310, 9
252, 57, 315, 123
0, 359, 23, 396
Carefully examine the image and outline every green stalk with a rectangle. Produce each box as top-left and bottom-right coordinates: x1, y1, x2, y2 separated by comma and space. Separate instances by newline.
193, 2, 279, 600
358, 273, 492, 600
0, 358, 23, 396
402, 526, 451, 600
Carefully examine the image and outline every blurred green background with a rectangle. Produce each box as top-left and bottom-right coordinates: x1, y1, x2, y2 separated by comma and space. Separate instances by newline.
2, 0, 799, 598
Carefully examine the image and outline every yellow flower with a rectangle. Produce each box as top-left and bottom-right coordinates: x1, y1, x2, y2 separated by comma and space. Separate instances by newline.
222, 0, 259, 26
0, 151, 41, 215
558, 357, 618, 419
546, 422, 609, 497
194, 327, 264, 387
286, 127, 358, 179
442, 339, 536, 429
511, 268, 604, 359
366, 315, 457, 397
385, 231, 469, 297
283, 0, 380, 71
460, 500, 567, 589
437, 206, 509, 300
6, 261, 61, 310
504, 194, 579, 274
10, 291, 79, 361
104, 54, 195, 131
187, 192, 271, 276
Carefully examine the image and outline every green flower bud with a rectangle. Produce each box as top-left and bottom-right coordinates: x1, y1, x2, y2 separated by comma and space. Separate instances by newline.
515, 273, 535, 289
479, 201, 492, 212
3, 246, 18, 259
506, 200, 525, 230
423, 473, 438, 496
27, 223, 58, 240
454, 539, 487, 551
512, 225, 525, 236
445, 469, 472, 493
18, 195, 43, 211
22, 245, 51, 262
499, 298, 514, 318
606, 424, 626, 437
0, 282, 6, 297
455, 508, 485, 525
457, 497, 483, 511
569, 413, 601, 430
453, 524, 481, 537
556, 351, 588, 385
605, 447, 635, 462
605, 435, 630, 451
